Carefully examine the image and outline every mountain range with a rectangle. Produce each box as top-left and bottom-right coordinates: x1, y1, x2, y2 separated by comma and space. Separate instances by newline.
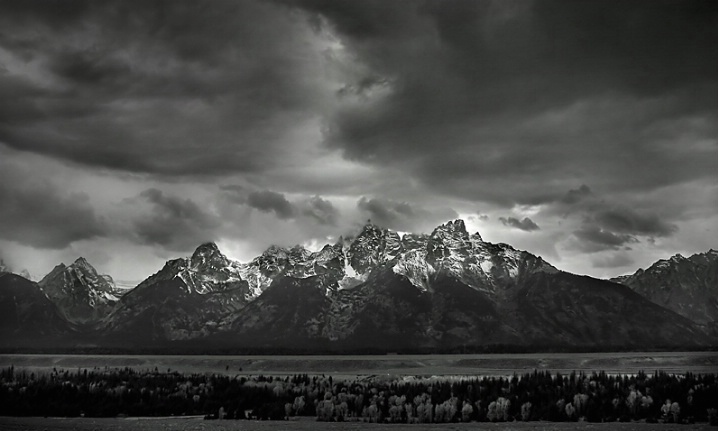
0, 219, 715, 352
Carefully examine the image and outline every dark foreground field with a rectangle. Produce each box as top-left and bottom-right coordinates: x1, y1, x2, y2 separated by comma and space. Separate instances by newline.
0, 417, 715, 431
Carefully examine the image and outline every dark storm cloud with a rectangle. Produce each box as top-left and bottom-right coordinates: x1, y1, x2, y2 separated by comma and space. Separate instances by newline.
0, 0, 715, 280
0, 0, 330, 176
572, 226, 637, 253
499, 216, 540, 232
561, 185, 593, 205
357, 196, 457, 231
246, 190, 297, 220
219, 185, 247, 205
294, 0, 718, 205
1, 0, 714, 201
594, 208, 677, 238
358, 197, 413, 222
300, 196, 339, 226
548, 185, 679, 238
49, 49, 132, 86
221, 186, 339, 225
131, 188, 219, 250
0, 177, 105, 249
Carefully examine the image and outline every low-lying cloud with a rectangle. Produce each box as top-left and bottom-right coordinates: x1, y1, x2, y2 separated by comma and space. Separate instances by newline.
131, 188, 220, 251
0, 1, 715, 281
357, 196, 458, 232
300, 196, 340, 226
594, 207, 677, 238
247, 190, 297, 220
499, 216, 540, 232
572, 227, 638, 253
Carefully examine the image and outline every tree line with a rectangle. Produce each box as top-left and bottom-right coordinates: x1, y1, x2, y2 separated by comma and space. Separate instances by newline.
0, 366, 716, 424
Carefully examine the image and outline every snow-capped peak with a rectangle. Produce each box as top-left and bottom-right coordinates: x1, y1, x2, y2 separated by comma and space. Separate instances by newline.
38, 256, 118, 324
193, 241, 221, 254
669, 253, 686, 262
190, 242, 227, 267
131, 218, 559, 301
71, 257, 97, 275
359, 219, 382, 233
73, 256, 90, 265
432, 219, 468, 236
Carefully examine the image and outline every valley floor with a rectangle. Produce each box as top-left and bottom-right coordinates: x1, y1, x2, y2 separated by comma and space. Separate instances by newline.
0, 417, 714, 431
1, 351, 716, 377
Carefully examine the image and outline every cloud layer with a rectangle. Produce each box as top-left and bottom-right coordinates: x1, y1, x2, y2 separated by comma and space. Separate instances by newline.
0, 0, 715, 281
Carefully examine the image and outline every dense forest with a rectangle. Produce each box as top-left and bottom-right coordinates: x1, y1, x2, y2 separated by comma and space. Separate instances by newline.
1, 366, 717, 424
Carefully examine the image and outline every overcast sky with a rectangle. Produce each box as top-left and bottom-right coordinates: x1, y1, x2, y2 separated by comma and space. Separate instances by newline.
0, 0, 716, 283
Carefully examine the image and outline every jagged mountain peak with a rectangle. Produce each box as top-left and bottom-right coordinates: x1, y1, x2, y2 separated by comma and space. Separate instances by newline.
73, 256, 90, 265
191, 242, 222, 260
288, 245, 312, 262
38, 256, 118, 325
289, 244, 309, 254
430, 218, 485, 245
39, 263, 68, 286
611, 249, 718, 326
193, 241, 220, 254
263, 244, 287, 256
190, 241, 229, 269
432, 218, 468, 235
41, 257, 111, 288
42, 221, 714, 350
360, 218, 382, 231
71, 256, 98, 274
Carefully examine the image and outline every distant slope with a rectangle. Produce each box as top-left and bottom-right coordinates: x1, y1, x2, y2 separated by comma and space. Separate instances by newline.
515, 271, 709, 348
99, 245, 249, 344
612, 250, 718, 326
0, 273, 72, 347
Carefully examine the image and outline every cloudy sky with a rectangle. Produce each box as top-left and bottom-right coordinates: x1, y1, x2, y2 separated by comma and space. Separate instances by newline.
0, 0, 716, 283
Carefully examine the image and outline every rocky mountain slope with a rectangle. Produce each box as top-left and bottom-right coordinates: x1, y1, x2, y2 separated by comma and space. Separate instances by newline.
38, 257, 121, 325
99, 243, 250, 341
612, 250, 718, 327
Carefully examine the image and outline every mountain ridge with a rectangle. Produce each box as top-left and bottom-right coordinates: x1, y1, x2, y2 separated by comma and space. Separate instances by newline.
97, 219, 714, 350
1, 219, 715, 352
611, 249, 718, 328
37, 257, 120, 325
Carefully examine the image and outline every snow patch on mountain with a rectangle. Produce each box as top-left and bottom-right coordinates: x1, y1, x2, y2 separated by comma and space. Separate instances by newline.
392, 249, 435, 292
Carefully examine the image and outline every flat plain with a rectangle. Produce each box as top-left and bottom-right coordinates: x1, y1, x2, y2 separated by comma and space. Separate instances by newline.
1, 351, 716, 377
0, 416, 715, 431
